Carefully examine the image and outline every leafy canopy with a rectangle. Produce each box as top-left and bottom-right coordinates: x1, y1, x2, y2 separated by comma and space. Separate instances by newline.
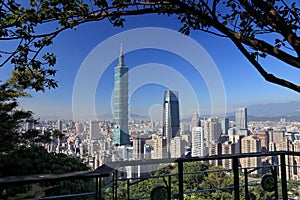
0, 0, 300, 92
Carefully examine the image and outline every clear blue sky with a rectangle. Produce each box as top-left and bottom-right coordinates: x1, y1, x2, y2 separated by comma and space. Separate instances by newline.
2, 14, 299, 120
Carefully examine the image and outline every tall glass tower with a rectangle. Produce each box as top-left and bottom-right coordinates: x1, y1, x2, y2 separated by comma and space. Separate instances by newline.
235, 107, 248, 136
163, 90, 180, 157
112, 47, 130, 146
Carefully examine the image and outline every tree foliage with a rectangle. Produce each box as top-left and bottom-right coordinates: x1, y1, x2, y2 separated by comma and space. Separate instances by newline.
110, 162, 234, 199
0, 79, 65, 155
0, 82, 34, 154
0, 82, 92, 199
0, 146, 88, 176
0, 146, 93, 200
0, 0, 300, 92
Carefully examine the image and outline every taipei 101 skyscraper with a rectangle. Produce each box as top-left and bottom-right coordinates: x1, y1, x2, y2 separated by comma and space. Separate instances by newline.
112, 46, 130, 146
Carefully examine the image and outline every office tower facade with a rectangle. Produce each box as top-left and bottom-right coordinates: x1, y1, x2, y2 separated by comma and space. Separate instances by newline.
204, 117, 222, 145
190, 113, 200, 131
191, 127, 204, 157
90, 120, 100, 140
152, 137, 168, 159
170, 137, 186, 158
75, 122, 83, 134
241, 136, 262, 174
208, 141, 219, 166
219, 117, 229, 135
57, 120, 62, 132
221, 141, 235, 169
236, 108, 248, 136
276, 138, 294, 180
255, 129, 269, 152
132, 135, 150, 160
163, 90, 180, 157
112, 47, 130, 146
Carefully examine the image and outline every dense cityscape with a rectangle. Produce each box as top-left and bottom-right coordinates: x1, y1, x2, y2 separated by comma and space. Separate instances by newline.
18, 48, 300, 182
20, 110, 300, 176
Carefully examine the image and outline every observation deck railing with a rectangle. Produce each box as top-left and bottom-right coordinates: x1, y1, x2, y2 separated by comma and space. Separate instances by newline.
1, 151, 300, 200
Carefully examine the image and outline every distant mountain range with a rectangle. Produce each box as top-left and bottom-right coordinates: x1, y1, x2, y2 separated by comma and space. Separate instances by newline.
247, 101, 300, 117
97, 101, 300, 122
98, 112, 150, 120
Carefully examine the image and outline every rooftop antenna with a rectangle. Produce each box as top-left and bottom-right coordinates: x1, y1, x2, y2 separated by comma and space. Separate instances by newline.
120, 43, 123, 56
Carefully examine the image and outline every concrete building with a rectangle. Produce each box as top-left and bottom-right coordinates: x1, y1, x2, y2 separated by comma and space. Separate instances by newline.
132, 135, 151, 160
241, 136, 261, 174
221, 141, 235, 169
191, 127, 205, 157
236, 108, 248, 136
208, 141, 219, 166
276, 138, 294, 180
190, 113, 200, 131
75, 122, 83, 134
170, 136, 186, 158
219, 117, 229, 135
90, 121, 100, 140
152, 136, 168, 159
203, 117, 222, 146
255, 128, 269, 152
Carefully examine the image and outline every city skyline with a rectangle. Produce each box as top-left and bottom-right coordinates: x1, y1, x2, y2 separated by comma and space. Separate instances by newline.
1, 14, 299, 120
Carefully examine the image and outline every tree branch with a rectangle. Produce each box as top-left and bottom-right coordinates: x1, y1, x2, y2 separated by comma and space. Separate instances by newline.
238, 0, 300, 57
214, 21, 300, 92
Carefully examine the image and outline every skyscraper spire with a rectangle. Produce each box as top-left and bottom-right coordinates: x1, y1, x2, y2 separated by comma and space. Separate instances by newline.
120, 43, 123, 55
119, 43, 124, 65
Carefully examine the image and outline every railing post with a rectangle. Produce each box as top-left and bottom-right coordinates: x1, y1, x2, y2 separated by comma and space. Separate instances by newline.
112, 172, 115, 200
114, 170, 118, 200
127, 178, 130, 200
99, 177, 102, 200
232, 157, 239, 200
272, 166, 278, 200
96, 177, 99, 200
168, 175, 171, 200
178, 161, 184, 200
280, 154, 288, 200
244, 168, 249, 200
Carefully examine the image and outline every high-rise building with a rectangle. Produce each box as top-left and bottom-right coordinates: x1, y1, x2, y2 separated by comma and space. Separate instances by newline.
152, 137, 168, 159
191, 127, 205, 157
219, 117, 229, 135
255, 129, 269, 152
221, 141, 235, 169
203, 117, 222, 145
132, 135, 151, 160
112, 46, 130, 146
241, 135, 261, 174
57, 120, 62, 132
170, 137, 186, 158
75, 122, 83, 134
162, 90, 180, 157
190, 113, 200, 131
90, 120, 100, 140
276, 138, 294, 180
236, 108, 248, 136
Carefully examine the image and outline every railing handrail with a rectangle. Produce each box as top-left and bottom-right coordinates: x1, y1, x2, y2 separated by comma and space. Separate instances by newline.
2, 151, 299, 200
104, 150, 300, 167
0, 170, 109, 185
1, 150, 297, 184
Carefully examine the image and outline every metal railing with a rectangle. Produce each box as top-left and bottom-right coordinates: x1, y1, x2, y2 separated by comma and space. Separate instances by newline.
2, 151, 300, 200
